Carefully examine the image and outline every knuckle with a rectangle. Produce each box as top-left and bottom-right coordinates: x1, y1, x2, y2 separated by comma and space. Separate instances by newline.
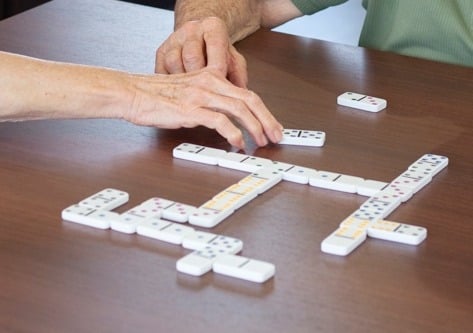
203, 16, 225, 29
245, 90, 261, 104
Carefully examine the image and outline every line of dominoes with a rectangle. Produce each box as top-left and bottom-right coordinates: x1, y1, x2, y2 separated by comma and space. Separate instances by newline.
172, 143, 448, 255
61, 189, 275, 283
321, 153, 448, 255
173, 143, 390, 197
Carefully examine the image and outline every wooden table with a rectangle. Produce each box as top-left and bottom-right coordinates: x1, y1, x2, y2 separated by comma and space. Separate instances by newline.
1, 1, 471, 332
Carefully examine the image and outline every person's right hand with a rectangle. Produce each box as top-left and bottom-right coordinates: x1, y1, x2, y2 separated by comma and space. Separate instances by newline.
123, 68, 283, 149
155, 17, 248, 89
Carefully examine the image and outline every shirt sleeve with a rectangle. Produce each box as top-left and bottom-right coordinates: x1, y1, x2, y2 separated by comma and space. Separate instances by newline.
290, 0, 349, 15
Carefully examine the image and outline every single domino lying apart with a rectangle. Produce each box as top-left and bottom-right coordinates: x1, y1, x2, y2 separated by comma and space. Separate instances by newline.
279, 129, 326, 147
337, 92, 387, 112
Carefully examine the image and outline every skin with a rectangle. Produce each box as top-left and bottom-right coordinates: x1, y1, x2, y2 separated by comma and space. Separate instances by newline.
0, 51, 284, 149
155, 0, 303, 87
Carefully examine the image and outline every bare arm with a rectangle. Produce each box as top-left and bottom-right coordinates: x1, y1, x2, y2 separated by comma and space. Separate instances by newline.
0, 51, 126, 121
156, 0, 302, 87
174, 0, 303, 43
0, 51, 283, 148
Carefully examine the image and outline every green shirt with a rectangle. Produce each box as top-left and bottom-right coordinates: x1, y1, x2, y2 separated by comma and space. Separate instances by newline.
290, 0, 473, 67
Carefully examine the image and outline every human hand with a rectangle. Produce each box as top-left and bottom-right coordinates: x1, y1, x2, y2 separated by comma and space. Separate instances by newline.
155, 17, 248, 88
124, 69, 282, 149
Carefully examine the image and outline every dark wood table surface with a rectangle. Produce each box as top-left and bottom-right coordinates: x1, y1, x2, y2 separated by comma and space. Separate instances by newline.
0, 1, 472, 332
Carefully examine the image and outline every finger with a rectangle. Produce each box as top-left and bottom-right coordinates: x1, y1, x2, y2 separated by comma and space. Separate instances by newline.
157, 41, 186, 74
181, 38, 207, 72
180, 107, 246, 149
201, 23, 231, 78
197, 74, 282, 144
182, 80, 269, 146
155, 45, 169, 74
226, 47, 248, 88
242, 90, 283, 143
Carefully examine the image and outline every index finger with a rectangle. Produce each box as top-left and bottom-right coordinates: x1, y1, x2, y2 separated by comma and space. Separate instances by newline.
200, 19, 232, 77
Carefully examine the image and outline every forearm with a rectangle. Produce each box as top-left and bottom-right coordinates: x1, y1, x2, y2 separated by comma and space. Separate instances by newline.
0, 51, 131, 122
174, 0, 262, 43
174, 0, 303, 43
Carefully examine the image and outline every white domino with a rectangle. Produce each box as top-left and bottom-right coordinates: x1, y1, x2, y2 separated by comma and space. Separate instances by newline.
188, 206, 233, 228
62, 204, 96, 220
321, 225, 367, 256
110, 200, 167, 234
203, 234, 243, 253
217, 152, 253, 171
61, 205, 118, 229
340, 215, 373, 230
224, 183, 259, 201
182, 230, 219, 250
218, 152, 271, 172
279, 129, 325, 147
213, 254, 275, 283
218, 152, 273, 172
161, 202, 197, 223
409, 153, 449, 177
308, 170, 340, 190
367, 219, 427, 245
200, 191, 241, 213
350, 208, 383, 223
239, 168, 283, 194
136, 217, 194, 244
182, 232, 243, 253
390, 170, 432, 194
176, 237, 243, 276
337, 92, 387, 112
214, 189, 254, 211
356, 179, 388, 197
331, 175, 365, 193
358, 191, 402, 220
78, 188, 129, 211
173, 143, 227, 165
128, 197, 175, 219
176, 247, 220, 276
282, 165, 318, 184
270, 161, 295, 174
136, 216, 171, 238
110, 212, 144, 234
383, 182, 414, 202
